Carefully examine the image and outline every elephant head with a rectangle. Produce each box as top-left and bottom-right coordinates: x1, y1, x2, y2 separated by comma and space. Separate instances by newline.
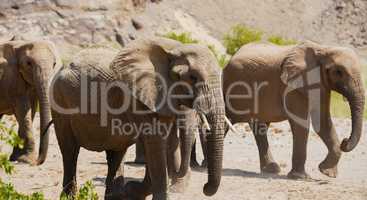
110, 37, 225, 196
1, 41, 61, 164
281, 41, 365, 152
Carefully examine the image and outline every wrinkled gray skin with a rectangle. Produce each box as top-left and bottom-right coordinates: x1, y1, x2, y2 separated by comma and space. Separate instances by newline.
51, 37, 226, 200
222, 41, 365, 179
0, 37, 60, 165
135, 109, 207, 168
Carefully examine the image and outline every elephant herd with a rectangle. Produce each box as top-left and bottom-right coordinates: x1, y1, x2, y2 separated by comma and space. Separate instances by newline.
0, 35, 364, 200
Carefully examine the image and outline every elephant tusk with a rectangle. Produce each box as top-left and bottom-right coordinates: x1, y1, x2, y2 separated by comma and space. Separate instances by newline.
199, 113, 211, 131
225, 116, 239, 134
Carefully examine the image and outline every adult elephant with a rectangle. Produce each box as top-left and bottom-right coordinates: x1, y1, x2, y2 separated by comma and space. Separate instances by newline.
223, 41, 365, 179
0, 37, 60, 165
50, 37, 226, 199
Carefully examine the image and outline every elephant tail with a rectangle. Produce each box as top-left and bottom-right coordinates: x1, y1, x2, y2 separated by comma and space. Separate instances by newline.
36, 120, 54, 165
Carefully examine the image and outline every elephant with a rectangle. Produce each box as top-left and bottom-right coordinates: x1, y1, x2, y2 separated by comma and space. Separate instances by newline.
50, 37, 227, 200
221, 41, 365, 179
0, 37, 61, 165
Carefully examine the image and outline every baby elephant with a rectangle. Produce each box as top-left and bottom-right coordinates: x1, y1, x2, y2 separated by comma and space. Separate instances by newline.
223, 41, 365, 179
0, 36, 60, 165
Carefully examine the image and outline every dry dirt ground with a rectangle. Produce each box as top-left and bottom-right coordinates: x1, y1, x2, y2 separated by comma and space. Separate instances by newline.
0, 115, 366, 200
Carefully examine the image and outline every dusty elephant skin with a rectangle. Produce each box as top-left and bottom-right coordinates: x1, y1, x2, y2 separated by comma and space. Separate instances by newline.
134, 107, 209, 169
50, 37, 226, 199
222, 41, 365, 179
0, 37, 60, 165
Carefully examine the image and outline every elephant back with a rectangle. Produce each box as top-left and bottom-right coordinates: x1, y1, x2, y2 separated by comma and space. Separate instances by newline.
70, 47, 120, 81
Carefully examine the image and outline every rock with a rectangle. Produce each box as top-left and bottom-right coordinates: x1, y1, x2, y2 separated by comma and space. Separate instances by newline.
131, 18, 144, 30
335, 2, 347, 10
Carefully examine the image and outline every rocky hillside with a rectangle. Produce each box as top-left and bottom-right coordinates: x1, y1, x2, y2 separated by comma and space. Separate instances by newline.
0, 0, 366, 59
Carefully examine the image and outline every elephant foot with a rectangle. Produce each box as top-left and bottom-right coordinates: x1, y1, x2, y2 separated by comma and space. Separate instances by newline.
169, 179, 186, 193
318, 152, 340, 178
10, 149, 36, 165
105, 176, 125, 200
287, 170, 311, 180
261, 162, 281, 174
319, 162, 338, 178
121, 181, 148, 200
170, 172, 190, 193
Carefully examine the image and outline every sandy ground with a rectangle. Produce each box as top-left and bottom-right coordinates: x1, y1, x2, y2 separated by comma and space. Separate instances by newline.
0, 116, 366, 200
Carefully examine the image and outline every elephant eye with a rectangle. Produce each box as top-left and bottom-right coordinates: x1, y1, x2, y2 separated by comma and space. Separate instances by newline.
190, 74, 197, 82
334, 69, 343, 78
26, 60, 32, 67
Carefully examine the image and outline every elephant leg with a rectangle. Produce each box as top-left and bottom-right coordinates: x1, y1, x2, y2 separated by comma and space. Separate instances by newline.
10, 96, 36, 164
250, 122, 280, 174
143, 135, 169, 200
190, 138, 200, 168
61, 144, 80, 197
134, 140, 145, 164
167, 127, 179, 178
54, 119, 80, 197
105, 150, 126, 200
287, 120, 310, 179
167, 126, 189, 193
312, 111, 341, 178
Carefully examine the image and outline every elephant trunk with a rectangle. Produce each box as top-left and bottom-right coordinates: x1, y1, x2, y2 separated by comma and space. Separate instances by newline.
203, 107, 225, 196
34, 67, 52, 165
201, 80, 225, 196
339, 78, 365, 152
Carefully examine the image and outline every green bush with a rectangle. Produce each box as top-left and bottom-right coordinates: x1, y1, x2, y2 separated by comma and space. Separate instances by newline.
60, 181, 99, 200
163, 32, 199, 44
0, 122, 22, 174
223, 24, 263, 55
267, 35, 297, 46
0, 180, 44, 200
0, 122, 44, 199
207, 45, 229, 68
164, 32, 229, 68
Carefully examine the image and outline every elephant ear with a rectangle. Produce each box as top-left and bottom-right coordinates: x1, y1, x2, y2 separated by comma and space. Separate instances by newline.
0, 43, 27, 96
0, 50, 8, 80
0, 43, 15, 80
280, 41, 322, 90
110, 37, 182, 115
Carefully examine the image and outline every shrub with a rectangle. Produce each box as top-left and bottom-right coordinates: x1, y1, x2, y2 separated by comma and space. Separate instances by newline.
268, 35, 297, 46
223, 24, 263, 55
60, 181, 99, 200
207, 45, 229, 68
163, 32, 199, 44
0, 121, 44, 199
0, 180, 44, 200
0, 122, 23, 174
164, 32, 229, 68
